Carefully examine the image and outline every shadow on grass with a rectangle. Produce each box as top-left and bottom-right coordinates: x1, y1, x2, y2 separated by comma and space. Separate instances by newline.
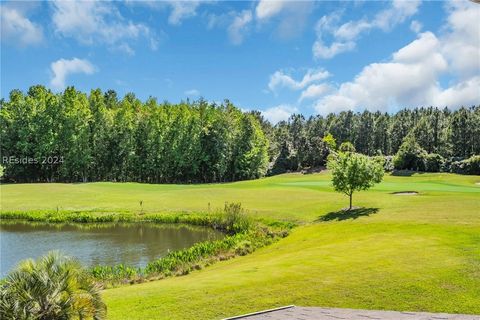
317, 207, 379, 222
391, 170, 427, 177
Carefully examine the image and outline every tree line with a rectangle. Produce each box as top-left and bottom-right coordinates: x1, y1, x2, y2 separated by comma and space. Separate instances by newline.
0, 86, 269, 183
255, 106, 480, 174
1, 86, 479, 183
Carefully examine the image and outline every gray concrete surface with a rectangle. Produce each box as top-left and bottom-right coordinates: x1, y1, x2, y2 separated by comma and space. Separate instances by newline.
223, 306, 480, 320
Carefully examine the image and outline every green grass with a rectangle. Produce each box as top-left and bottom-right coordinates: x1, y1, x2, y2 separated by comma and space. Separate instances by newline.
1, 172, 480, 318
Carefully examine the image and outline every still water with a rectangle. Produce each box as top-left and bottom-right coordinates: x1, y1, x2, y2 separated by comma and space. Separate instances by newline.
0, 221, 223, 277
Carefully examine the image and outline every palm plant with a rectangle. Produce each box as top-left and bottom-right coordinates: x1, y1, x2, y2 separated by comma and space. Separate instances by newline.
0, 251, 106, 320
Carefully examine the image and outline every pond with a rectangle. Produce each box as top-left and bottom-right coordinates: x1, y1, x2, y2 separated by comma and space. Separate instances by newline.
0, 221, 224, 277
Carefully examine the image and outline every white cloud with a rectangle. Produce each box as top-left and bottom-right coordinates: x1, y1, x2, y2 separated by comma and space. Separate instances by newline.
128, 1, 211, 26
256, 0, 314, 39
441, 0, 480, 79
228, 10, 252, 45
299, 83, 331, 102
269, 69, 330, 92
206, 10, 253, 45
312, 12, 357, 59
50, 58, 96, 91
334, 19, 371, 41
433, 76, 480, 108
372, 0, 420, 31
315, 32, 448, 113
51, 1, 157, 54
185, 89, 200, 96
409, 20, 422, 33
313, 40, 356, 60
256, 0, 288, 20
0, 5, 43, 46
167, 1, 201, 25
313, 0, 421, 59
261, 104, 297, 124
313, 0, 480, 116
211, 1, 311, 44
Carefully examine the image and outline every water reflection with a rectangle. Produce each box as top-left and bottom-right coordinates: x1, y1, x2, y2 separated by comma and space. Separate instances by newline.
0, 221, 223, 277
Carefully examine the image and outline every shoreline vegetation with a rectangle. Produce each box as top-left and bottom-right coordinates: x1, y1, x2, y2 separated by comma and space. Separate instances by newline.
0, 203, 293, 288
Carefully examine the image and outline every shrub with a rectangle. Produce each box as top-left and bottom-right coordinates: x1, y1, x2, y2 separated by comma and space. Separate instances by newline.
466, 155, 480, 174
0, 252, 106, 320
222, 202, 251, 234
451, 155, 480, 175
393, 135, 427, 171
339, 142, 355, 153
425, 153, 444, 172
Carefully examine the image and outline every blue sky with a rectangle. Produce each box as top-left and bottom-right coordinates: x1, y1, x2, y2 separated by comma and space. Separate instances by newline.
1, 1, 479, 122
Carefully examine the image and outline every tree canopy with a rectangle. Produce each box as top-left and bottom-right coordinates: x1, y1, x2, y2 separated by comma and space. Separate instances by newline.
327, 151, 384, 209
0, 86, 269, 183
1, 86, 478, 182
266, 106, 479, 174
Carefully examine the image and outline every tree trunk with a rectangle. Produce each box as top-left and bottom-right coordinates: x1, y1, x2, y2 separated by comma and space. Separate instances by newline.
349, 193, 353, 210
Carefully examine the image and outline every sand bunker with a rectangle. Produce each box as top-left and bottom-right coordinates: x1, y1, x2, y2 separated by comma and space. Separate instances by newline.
392, 191, 418, 196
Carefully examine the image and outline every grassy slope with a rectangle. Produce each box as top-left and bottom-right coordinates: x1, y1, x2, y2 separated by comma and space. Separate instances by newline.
1, 172, 480, 318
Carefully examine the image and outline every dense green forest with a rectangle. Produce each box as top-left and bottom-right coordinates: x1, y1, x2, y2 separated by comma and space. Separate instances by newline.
1, 86, 479, 182
0, 86, 268, 183
260, 105, 480, 174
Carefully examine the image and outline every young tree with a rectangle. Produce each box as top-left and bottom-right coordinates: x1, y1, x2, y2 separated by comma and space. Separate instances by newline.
327, 152, 384, 210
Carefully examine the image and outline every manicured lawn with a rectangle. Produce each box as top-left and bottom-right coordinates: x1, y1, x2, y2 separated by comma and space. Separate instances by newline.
2, 172, 480, 318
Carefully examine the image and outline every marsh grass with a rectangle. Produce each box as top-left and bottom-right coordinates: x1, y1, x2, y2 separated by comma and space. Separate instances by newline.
0, 204, 291, 287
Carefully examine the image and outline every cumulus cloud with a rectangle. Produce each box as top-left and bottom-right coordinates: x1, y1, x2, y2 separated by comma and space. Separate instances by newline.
313, 0, 421, 59
51, 1, 158, 54
269, 69, 330, 92
308, 1, 480, 114
315, 32, 448, 113
0, 5, 43, 46
299, 83, 331, 102
433, 76, 480, 108
228, 10, 252, 45
313, 1, 480, 115
441, 0, 480, 79
50, 58, 96, 91
261, 104, 298, 124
